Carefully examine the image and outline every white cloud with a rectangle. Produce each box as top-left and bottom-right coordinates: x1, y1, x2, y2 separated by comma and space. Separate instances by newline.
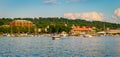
64, 13, 81, 20
43, 0, 86, 4
112, 8, 120, 23
69, 0, 86, 2
114, 8, 120, 17
81, 12, 103, 21
69, 0, 80, 2
110, 16, 118, 23
64, 12, 104, 21
112, 15, 120, 24
43, 0, 59, 4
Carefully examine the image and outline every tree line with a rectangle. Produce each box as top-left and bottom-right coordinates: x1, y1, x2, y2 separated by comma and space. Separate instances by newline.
0, 17, 120, 34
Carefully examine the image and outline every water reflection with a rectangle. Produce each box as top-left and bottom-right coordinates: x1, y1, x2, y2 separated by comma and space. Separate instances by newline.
0, 36, 120, 57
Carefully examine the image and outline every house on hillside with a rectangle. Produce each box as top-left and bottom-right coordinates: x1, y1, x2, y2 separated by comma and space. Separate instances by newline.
9, 20, 33, 27
9, 20, 34, 36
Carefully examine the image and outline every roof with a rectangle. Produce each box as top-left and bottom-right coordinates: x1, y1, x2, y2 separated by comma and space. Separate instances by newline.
13, 20, 32, 23
73, 26, 90, 31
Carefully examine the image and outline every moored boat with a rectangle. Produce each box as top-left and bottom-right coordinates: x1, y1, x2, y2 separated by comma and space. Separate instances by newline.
52, 36, 61, 40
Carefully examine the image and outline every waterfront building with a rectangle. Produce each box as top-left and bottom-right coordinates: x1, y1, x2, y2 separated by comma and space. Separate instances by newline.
71, 26, 93, 36
108, 29, 120, 35
98, 28, 120, 36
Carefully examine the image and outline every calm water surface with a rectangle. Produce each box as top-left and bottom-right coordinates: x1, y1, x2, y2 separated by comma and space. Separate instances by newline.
0, 36, 120, 57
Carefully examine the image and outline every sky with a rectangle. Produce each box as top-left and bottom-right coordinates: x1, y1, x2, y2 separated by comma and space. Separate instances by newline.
0, 0, 120, 23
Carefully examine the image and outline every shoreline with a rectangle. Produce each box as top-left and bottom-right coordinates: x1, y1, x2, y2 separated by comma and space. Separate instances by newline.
0, 33, 120, 37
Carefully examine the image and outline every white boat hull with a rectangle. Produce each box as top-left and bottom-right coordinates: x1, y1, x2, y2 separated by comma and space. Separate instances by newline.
52, 36, 60, 40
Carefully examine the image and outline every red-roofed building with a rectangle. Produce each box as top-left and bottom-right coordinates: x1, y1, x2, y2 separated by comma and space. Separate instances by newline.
73, 26, 90, 31
9, 20, 33, 27
71, 26, 93, 36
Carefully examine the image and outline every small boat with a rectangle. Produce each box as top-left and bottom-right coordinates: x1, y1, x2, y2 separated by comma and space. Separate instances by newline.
52, 36, 61, 40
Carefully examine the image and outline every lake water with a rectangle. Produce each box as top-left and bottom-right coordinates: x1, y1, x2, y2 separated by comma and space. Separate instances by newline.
0, 36, 120, 57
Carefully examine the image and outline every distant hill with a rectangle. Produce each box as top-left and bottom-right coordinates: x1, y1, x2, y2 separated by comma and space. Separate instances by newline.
0, 17, 120, 29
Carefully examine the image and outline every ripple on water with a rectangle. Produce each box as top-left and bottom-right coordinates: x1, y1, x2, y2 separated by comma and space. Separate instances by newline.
0, 36, 120, 57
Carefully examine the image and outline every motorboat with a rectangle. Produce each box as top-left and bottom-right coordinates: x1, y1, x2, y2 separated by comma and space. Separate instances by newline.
52, 36, 61, 40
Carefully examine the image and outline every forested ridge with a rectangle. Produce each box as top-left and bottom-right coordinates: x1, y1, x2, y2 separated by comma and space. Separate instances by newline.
0, 17, 120, 33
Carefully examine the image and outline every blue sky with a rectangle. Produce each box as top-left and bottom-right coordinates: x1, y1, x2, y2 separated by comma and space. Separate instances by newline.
0, 0, 120, 23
